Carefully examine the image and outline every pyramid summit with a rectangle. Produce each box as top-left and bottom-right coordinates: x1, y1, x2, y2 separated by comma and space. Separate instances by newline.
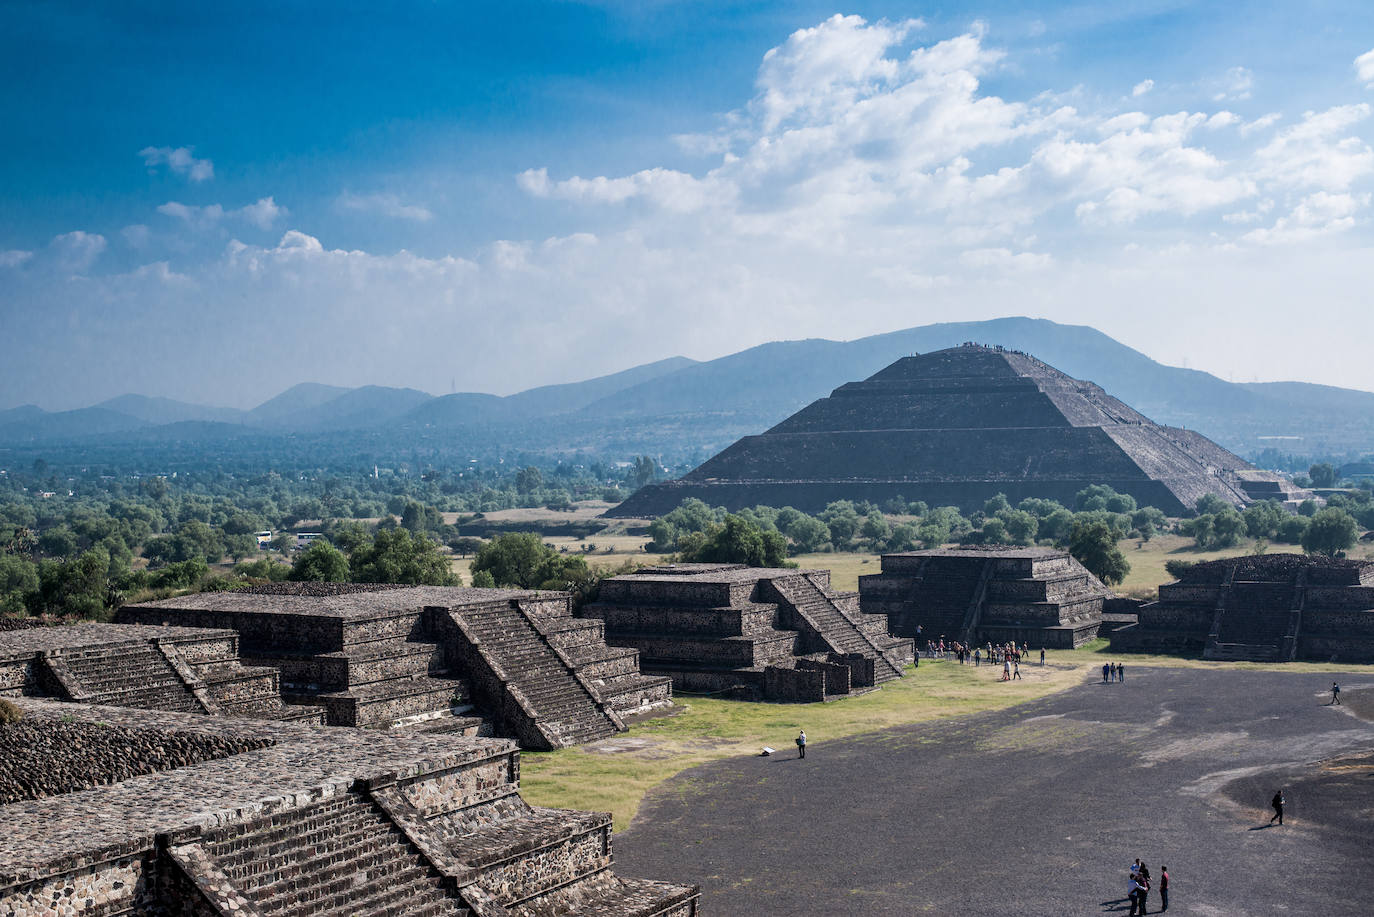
611, 343, 1308, 517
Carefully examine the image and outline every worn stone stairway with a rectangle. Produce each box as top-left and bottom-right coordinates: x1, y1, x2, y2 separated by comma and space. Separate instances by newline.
530, 608, 673, 717
439, 600, 622, 749
766, 574, 906, 683
48, 642, 204, 713
197, 791, 467, 916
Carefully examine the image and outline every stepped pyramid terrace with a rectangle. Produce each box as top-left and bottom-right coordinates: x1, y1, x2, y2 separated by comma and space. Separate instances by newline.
582, 563, 915, 701
0, 699, 698, 916
115, 582, 672, 750
857, 547, 1111, 649
1110, 553, 1374, 663
609, 344, 1314, 517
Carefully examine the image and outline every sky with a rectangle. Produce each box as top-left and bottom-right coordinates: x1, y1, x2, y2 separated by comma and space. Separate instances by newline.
2, 0, 1374, 410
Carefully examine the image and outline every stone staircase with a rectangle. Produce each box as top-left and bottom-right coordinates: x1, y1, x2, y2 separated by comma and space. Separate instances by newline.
766, 574, 905, 683
531, 611, 673, 718
49, 643, 204, 713
956, 561, 996, 648
198, 791, 467, 916
440, 601, 621, 749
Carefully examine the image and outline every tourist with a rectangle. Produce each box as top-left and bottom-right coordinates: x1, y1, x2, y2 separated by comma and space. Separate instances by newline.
1103, 662, 1111, 683
1159, 866, 1169, 912
1127, 872, 1144, 916
1137, 867, 1151, 914
1331, 681, 1341, 705
1269, 788, 1284, 825
1012, 660, 1021, 680
1002, 658, 1011, 682
1039, 647, 1045, 666
974, 648, 981, 666
1118, 663, 1125, 682
796, 730, 807, 759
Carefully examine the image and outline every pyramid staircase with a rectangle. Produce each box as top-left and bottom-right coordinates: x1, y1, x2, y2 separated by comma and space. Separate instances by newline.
765, 573, 907, 683
438, 600, 623, 749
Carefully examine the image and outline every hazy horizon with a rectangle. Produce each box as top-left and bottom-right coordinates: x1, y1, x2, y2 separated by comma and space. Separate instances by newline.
4, 2, 1374, 410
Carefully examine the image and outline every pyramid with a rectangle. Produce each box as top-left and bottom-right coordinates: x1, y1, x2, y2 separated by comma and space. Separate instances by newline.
611, 343, 1300, 517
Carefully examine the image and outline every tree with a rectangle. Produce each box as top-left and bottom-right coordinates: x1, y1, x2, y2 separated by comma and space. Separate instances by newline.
1069, 520, 1130, 586
270, 532, 295, 554
678, 515, 789, 568
781, 513, 831, 553
1309, 463, 1339, 488
349, 528, 457, 585
1301, 507, 1358, 557
1242, 500, 1286, 540
1195, 494, 1231, 516
998, 509, 1038, 546
1130, 507, 1167, 541
515, 466, 543, 495
470, 532, 588, 589
289, 540, 350, 582
860, 510, 891, 547
627, 456, 658, 491
820, 501, 862, 549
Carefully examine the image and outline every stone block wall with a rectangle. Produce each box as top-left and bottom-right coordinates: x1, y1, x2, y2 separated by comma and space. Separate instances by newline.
764, 665, 827, 702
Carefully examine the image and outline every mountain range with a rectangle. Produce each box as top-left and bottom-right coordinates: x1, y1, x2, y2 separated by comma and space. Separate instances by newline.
3, 318, 1372, 463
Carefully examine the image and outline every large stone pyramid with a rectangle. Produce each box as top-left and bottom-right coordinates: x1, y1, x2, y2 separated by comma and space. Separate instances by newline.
612, 343, 1303, 517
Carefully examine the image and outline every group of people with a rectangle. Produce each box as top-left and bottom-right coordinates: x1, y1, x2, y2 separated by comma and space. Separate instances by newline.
921, 637, 1050, 683
1102, 661, 1127, 683
1127, 860, 1168, 914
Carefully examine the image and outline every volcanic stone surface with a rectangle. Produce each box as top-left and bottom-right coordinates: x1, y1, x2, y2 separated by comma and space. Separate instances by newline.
612, 343, 1298, 516
0, 716, 273, 804
615, 665, 1374, 915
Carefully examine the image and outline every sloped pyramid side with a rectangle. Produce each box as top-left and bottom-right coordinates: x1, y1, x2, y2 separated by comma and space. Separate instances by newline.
608, 344, 1259, 517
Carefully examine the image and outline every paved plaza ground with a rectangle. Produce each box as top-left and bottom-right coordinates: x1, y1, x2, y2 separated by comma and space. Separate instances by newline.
615, 666, 1374, 916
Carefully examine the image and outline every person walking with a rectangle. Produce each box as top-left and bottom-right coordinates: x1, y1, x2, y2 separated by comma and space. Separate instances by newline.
796, 730, 807, 759
1103, 662, 1111, 683
1012, 660, 1021, 680
1002, 658, 1011, 681
1118, 662, 1126, 682
1331, 681, 1341, 705
1159, 866, 1169, 912
1269, 788, 1285, 825
1040, 647, 1045, 667
974, 648, 981, 666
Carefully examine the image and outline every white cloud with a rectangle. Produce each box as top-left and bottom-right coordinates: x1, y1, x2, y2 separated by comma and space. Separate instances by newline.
1357, 48, 1374, 88
121, 224, 151, 249
1211, 66, 1253, 102
139, 146, 214, 182
1243, 191, 1369, 244
49, 231, 106, 273
1132, 79, 1153, 97
336, 192, 434, 222
157, 197, 286, 230
1252, 104, 1374, 190
1239, 112, 1282, 137
0, 250, 33, 268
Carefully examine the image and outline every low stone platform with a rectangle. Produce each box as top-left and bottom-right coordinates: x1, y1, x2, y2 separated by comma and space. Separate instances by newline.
0, 699, 699, 916
583, 564, 914, 701
858, 546, 1109, 649
1111, 553, 1374, 662
0, 622, 322, 723
119, 583, 672, 750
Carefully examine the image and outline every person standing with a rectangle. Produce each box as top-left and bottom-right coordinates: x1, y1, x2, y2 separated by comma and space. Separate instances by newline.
1002, 658, 1011, 681
1040, 647, 1045, 666
1119, 663, 1126, 682
974, 648, 981, 666
1127, 872, 1143, 916
1103, 662, 1111, 683
1159, 866, 1169, 912
796, 730, 807, 759
1331, 681, 1341, 705
1269, 788, 1285, 825
1137, 869, 1150, 915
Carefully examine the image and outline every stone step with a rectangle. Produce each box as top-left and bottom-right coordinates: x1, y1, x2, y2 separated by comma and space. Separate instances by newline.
512, 875, 699, 917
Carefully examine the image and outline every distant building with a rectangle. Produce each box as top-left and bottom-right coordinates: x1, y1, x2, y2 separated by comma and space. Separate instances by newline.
295, 532, 322, 550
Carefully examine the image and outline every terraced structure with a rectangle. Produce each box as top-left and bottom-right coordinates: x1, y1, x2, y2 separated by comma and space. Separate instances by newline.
858, 546, 1110, 648
583, 563, 914, 701
119, 583, 672, 749
0, 699, 698, 916
611, 343, 1314, 516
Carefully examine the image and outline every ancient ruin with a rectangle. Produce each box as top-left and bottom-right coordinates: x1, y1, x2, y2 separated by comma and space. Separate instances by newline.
610, 344, 1312, 517
116, 583, 672, 750
0, 621, 323, 724
857, 547, 1110, 648
1110, 553, 1374, 662
583, 563, 914, 701
0, 698, 698, 916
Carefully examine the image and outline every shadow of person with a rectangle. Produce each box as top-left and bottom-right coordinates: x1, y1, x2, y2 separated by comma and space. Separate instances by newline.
1248, 823, 1275, 831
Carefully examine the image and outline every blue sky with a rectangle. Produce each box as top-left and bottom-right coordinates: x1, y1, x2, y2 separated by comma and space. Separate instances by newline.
3, 1, 1374, 409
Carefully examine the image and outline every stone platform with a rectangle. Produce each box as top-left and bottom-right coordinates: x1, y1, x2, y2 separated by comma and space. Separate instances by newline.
118, 583, 672, 750
583, 564, 914, 701
858, 547, 1109, 649
0, 622, 323, 724
1111, 553, 1374, 662
0, 699, 698, 916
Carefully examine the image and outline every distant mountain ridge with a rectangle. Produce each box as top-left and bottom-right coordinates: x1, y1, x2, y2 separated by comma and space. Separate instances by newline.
3, 318, 1372, 460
